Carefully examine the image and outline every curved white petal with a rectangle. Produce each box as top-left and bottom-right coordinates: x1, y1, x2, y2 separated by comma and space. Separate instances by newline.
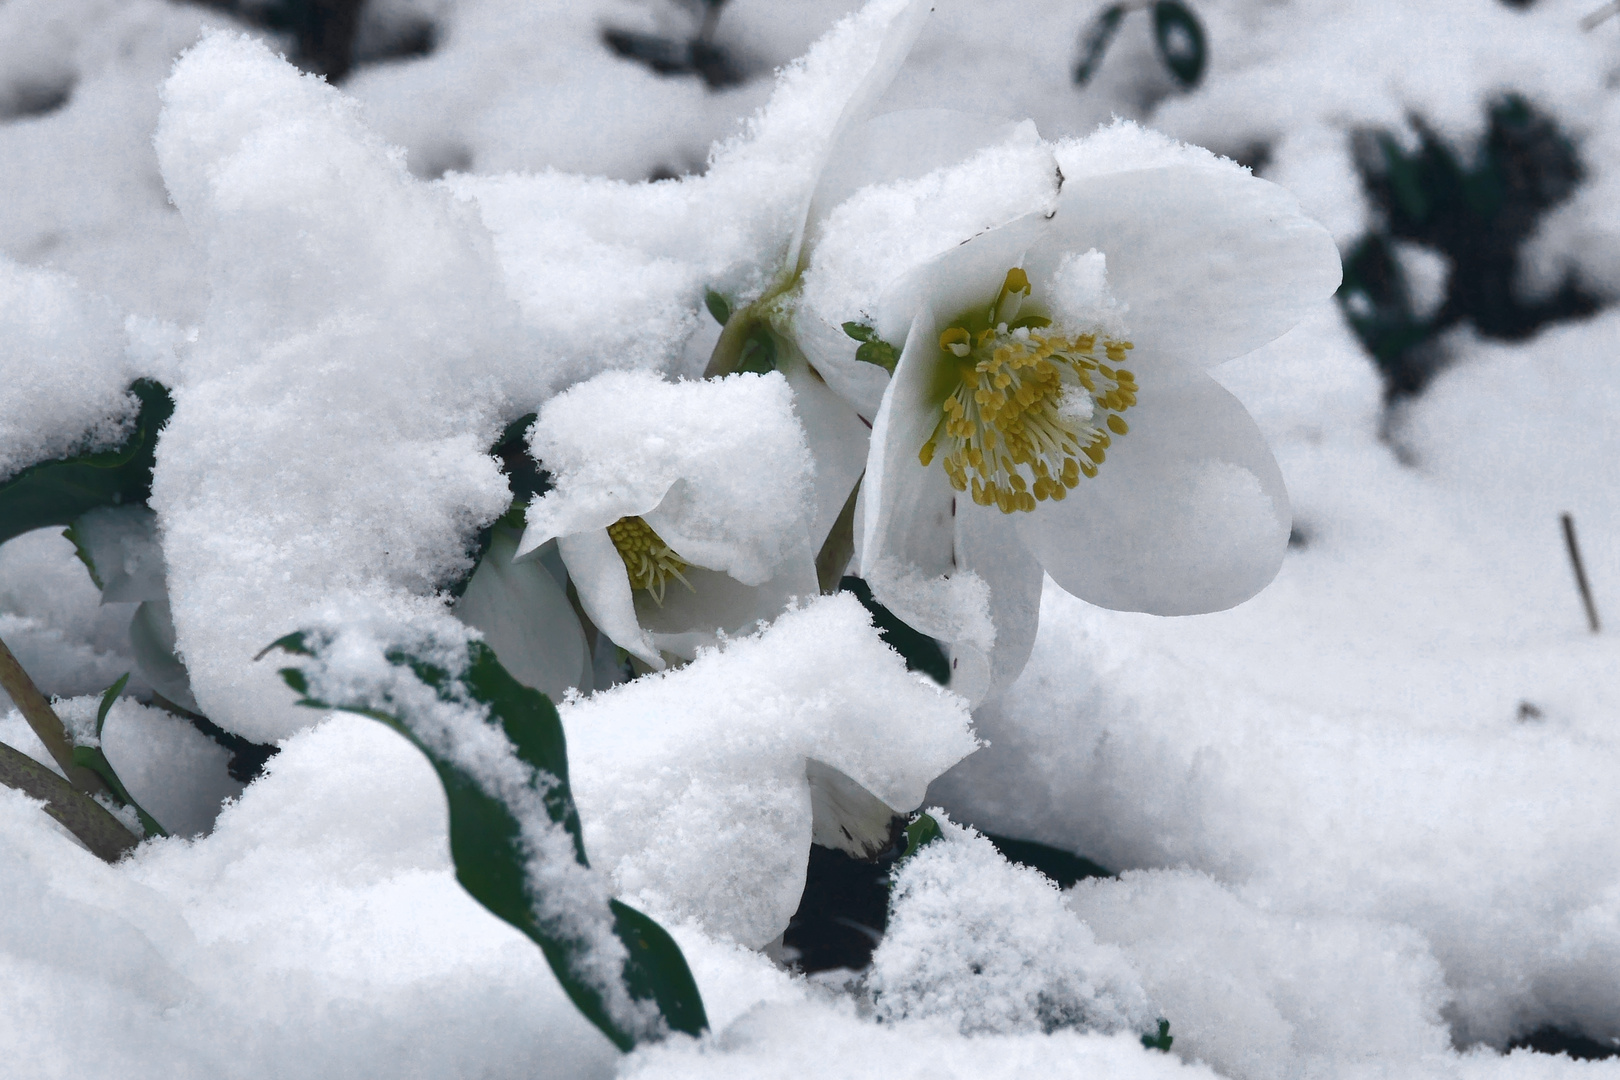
640, 538, 819, 661
1023, 165, 1342, 367
873, 214, 1046, 346
779, 348, 871, 551
557, 528, 662, 669
784, 0, 932, 270
860, 305, 958, 579
805, 110, 1037, 255
1015, 358, 1290, 615
453, 528, 590, 701
954, 499, 1045, 698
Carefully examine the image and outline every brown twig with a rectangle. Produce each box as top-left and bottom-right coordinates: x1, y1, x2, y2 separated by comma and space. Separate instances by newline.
0, 740, 139, 862
1561, 512, 1601, 634
0, 633, 111, 796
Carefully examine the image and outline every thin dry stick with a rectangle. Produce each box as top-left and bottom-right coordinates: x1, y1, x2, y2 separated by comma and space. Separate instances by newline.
1561, 512, 1601, 634
0, 740, 138, 862
0, 633, 111, 796
1582, 0, 1620, 31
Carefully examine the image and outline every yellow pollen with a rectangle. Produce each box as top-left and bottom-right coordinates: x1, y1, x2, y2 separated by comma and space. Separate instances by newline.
922, 268, 1141, 515
606, 516, 692, 605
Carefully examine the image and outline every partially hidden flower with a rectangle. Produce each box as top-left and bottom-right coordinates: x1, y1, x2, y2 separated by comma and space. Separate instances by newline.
514, 370, 817, 670
849, 123, 1343, 703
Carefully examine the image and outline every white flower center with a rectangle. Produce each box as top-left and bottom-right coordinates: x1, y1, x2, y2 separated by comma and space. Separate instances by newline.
919, 269, 1138, 515
606, 516, 692, 605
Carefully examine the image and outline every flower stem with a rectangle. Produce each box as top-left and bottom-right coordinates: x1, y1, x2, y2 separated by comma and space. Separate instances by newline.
0, 739, 139, 861
0, 633, 112, 797
1561, 512, 1601, 633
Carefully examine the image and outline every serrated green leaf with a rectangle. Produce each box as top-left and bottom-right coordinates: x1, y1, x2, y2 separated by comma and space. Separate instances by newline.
705, 290, 731, 326
1073, 3, 1126, 85
0, 380, 173, 548
271, 636, 706, 1052
1152, 1, 1206, 88
839, 576, 950, 686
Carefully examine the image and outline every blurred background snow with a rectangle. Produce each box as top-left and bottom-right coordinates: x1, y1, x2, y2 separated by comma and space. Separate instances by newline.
4, 0, 1620, 1076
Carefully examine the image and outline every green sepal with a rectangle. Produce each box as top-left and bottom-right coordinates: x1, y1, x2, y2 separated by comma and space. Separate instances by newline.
269, 636, 707, 1052
854, 339, 899, 374
1142, 1018, 1174, 1052
705, 290, 731, 327
842, 321, 876, 342
1073, 3, 1126, 85
0, 379, 174, 548
1152, 1, 1206, 89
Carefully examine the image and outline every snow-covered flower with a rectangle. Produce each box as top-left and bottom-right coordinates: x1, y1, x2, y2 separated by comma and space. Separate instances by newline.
852, 128, 1342, 702
513, 370, 817, 670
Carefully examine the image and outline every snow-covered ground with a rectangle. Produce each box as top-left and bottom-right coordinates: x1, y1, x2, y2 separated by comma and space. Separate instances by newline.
4, 0, 1620, 1076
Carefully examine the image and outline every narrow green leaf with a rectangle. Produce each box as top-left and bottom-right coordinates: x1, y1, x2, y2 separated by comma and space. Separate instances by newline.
1152, 1, 1206, 88
705, 290, 731, 327
70, 744, 168, 840
95, 673, 131, 738
271, 636, 707, 1052
1073, 3, 1126, 85
0, 380, 174, 547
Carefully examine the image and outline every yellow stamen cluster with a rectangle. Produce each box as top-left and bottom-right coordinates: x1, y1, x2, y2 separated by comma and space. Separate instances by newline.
918, 269, 1138, 515
606, 516, 692, 605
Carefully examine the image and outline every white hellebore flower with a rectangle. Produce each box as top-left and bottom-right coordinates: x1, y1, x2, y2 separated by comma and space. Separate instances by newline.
514, 370, 817, 670
858, 126, 1343, 704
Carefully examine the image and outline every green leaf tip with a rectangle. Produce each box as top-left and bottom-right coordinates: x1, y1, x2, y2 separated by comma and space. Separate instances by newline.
705, 289, 731, 326
95, 673, 131, 739
842, 322, 899, 374
1142, 1018, 1173, 1052
1073, 3, 1126, 85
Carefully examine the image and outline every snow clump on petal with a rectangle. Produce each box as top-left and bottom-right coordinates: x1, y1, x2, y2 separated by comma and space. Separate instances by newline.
560, 593, 979, 949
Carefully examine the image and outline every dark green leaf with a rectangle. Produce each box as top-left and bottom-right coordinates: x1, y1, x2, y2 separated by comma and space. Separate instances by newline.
839, 576, 950, 686
0, 380, 173, 547
1152, 1, 1206, 88
854, 339, 899, 375
736, 325, 777, 374
705, 290, 731, 326
1142, 1018, 1174, 1052
984, 833, 1112, 888
1073, 3, 1126, 85
270, 636, 706, 1052
899, 811, 942, 861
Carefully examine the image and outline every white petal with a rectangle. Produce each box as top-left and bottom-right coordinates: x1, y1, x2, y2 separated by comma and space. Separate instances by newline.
783, 0, 932, 270
780, 349, 871, 552
557, 529, 662, 669
804, 110, 1037, 254
453, 528, 590, 701
873, 212, 1047, 347
1023, 165, 1342, 366
954, 499, 1045, 697
640, 539, 819, 661
860, 306, 958, 579
806, 758, 902, 859
1015, 358, 1290, 615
